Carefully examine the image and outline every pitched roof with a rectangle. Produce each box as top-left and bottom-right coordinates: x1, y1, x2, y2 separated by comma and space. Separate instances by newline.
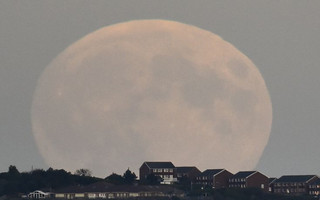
144, 162, 175, 168
231, 171, 257, 179
274, 175, 318, 183
309, 178, 320, 185
199, 169, 224, 177
29, 190, 51, 195
269, 178, 277, 184
176, 167, 199, 173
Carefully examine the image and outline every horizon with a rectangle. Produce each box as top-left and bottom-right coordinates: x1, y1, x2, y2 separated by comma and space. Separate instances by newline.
1, 1, 320, 178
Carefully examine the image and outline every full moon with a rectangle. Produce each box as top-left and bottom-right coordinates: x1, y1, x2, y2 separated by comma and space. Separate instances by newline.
32, 20, 272, 177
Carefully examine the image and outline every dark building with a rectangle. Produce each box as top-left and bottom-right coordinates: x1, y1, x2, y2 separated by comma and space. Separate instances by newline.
268, 178, 277, 193
176, 166, 201, 181
273, 175, 318, 196
229, 171, 269, 192
54, 181, 185, 199
195, 169, 233, 188
139, 161, 177, 184
309, 178, 320, 197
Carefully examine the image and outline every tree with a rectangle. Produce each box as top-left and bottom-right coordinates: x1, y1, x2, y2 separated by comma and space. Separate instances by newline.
8, 165, 19, 176
74, 169, 92, 177
123, 168, 137, 185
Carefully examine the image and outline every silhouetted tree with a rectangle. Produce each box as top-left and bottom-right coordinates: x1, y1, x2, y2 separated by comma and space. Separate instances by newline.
0, 166, 101, 196
8, 165, 20, 177
123, 168, 137, 184
74, 169, 92, 177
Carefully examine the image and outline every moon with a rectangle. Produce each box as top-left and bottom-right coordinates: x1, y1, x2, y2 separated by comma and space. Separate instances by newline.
32, 20, 272, 177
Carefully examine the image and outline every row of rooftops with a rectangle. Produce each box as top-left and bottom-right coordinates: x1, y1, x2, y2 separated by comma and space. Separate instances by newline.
141, 161, 320, 185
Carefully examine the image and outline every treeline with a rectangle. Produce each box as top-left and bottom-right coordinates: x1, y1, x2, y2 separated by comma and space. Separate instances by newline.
0, 166, 315, 200
0, 165, 101, 196
0, 166, 141, 197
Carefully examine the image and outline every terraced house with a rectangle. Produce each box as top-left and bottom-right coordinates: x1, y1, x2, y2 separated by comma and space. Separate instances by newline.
309, 178, 320, 197
176, 166, 201, 181
228, 171, 269, 192
273, 175, 318, 196
195, 169, 233, 188
139, 161, 177, 184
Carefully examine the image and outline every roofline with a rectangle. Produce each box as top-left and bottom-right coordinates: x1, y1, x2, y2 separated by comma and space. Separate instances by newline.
276, 175, 318, 182
213, 169, 225, 177
176, 166, 197, 168
269, 178, 277, 184
245, 171, 257, 179
306, 175, 318, 183
143, 161, 175, 169
144, 162, 150, 169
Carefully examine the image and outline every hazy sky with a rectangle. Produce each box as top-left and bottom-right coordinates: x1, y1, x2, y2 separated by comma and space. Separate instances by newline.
1, 0, 320, 178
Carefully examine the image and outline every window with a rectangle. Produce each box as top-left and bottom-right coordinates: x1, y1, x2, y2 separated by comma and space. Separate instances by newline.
164, 169, 169, 172
261, 184, 264, 189
169, 169, 173, 172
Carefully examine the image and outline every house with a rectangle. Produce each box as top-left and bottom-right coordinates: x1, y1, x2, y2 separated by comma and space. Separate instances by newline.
139, 161, 177, 184
195, 169, 233, 188
176, 166, 201, 181
309, 178, 320, 197
268, 178, 277, 193
54, 181, 185, 199
273, 175, 318, 196
54, 185, 88, 199
228, 171, 269, 192
27, 190, 53, 199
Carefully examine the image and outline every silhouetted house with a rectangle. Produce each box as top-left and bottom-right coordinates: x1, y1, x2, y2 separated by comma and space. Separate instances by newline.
139, 161, 177, 184
273, 175, 318, 196
176, 166, 201, 181
229, 171, 269, 192
54, 184, 91, 199
268, 178, 277, 193
54, 181, 185, 199
309, 178, 320, 197
195, 169, 233, 188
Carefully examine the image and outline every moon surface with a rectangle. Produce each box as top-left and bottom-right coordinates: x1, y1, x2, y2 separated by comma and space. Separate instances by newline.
32, 20, 272, 177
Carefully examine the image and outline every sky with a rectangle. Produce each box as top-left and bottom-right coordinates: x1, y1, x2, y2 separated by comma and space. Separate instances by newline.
0, 0, 320, 178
